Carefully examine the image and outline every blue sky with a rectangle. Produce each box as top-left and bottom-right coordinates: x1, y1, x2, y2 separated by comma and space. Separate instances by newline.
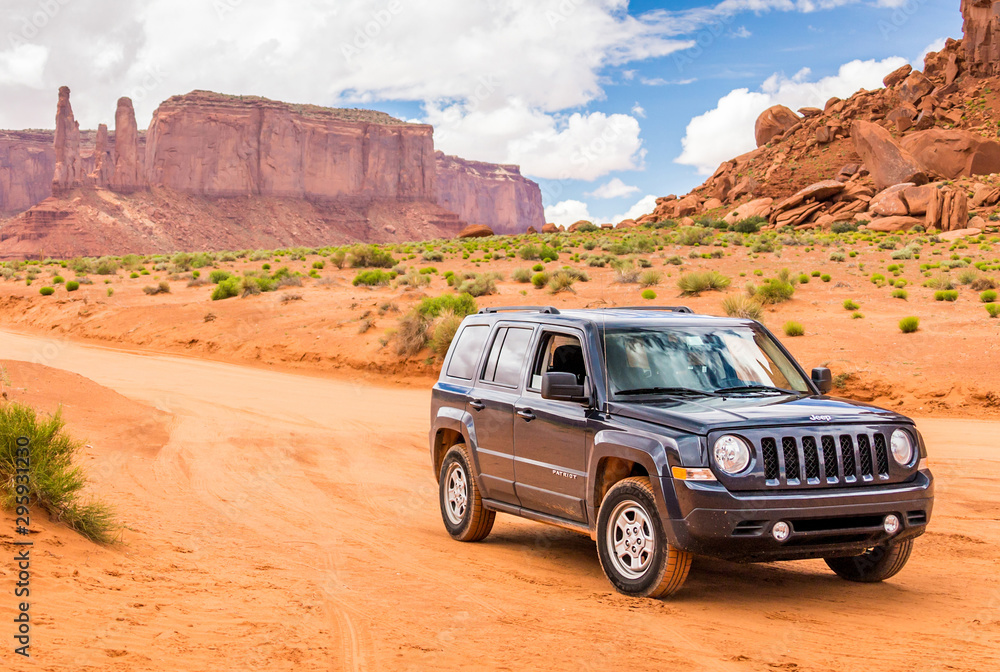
0, 1, 964, 224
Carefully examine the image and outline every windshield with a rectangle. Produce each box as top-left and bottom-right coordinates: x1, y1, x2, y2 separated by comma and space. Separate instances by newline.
602, 325, 810, 397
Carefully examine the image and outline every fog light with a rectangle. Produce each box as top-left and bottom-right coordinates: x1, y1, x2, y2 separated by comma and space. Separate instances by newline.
884, 514, 900, 535
772, 521, 790, 542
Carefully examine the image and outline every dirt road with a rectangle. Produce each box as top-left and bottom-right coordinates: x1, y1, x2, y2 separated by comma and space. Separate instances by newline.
1, 329, 998, 672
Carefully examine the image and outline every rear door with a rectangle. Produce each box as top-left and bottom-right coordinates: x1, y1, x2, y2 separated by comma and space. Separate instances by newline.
512, 328, 591, 523
468, 324, 535, 506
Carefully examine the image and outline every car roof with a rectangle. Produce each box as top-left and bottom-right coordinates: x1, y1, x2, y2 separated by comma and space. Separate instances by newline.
465, 307, 756, 330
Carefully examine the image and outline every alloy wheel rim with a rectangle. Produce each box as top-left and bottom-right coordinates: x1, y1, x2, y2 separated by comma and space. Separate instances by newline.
445, 462, 469, 525
607, 500, 655, 579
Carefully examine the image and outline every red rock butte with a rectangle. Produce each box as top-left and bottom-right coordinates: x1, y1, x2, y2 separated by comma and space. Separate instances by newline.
0, 89, 544, 257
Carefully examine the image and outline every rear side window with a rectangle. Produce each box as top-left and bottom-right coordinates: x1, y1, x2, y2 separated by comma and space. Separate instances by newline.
445, 325, 490, 379
481, 327, 533, 388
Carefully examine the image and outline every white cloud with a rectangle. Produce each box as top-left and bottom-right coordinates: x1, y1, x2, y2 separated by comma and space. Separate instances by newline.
631, 102, 646, 118
587, 178, 641, 199
675, 56, 908, 174
545, 199, 592, 227
610, 194, 658, 224
731, 26, 752, 38
0, 44, 49, 88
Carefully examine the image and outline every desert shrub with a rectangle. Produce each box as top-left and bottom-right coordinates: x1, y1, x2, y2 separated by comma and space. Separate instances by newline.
676, 226, 713, 246
348, 245, 395, 268
430, 311, 464, 358
754, 277, 794, 304
821, 274, 831, 282
422, 249, 444, 262
312, 260, 325, 270
783, 321, 805, 337
548, 270, 579, 294
512, 267, 532, 283
209, 270, 231, 284
641, 289, 657, 300
831, 221, 858, 234
143, 281, 171, 295
65, 281, 79, 291
870, 273, 887, 287
395, 313, 430, 357
38, 286, 55, 296
970, 277, 996, 291
611, 259, 640, 283
798, 274, 809, 284
52, 275, 65, 284
330, 250, 347, 269
732, 216, 765, 234
899, 316, 920, 333
985, 303, 1000, 318
94, 257, 119, 275
957, 268, 980, 285
829, 251, 846, 262
935, 290, 959, 301
0, 403, 116, 543
538, 244, 559, 262
417, 293, 477, 319
892, 289, 908, 300
665, 255, 684, 266
892, 245, 919, 260
352, 269, 396, 286
722, 295, 763, 320
678, 270, 731, 295
923, 276, 954, 290
121, 253, 143, 270
531, 271, 550, 288
211, 277, 241, 300
981, 289, 998, 303
275, 275, 303, 288
397, 270, 431, 287
455, 272, 500, 297
843, 299, 860, 311
575, 222, 599, 232
852, 311, 864, 319
519, 244, 541, 260
639, 270, 662, 287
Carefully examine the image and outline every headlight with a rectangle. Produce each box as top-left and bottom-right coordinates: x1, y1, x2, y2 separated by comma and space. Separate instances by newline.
890, 429, 914, 465
713, 435, 751, 474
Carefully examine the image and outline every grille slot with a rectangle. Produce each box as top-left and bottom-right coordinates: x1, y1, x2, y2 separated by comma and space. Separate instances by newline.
822, 436, 838, 479
802, 436, 820, 480
858, 434, 874, 478
907, 510, 927, 525
873, 433, 890, 476
761, 438, 780, 481
755, 428, 905, 489
782, 437, 800, 481
841, 435, 857, 480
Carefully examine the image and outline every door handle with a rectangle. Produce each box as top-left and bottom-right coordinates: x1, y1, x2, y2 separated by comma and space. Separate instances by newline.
469, 400, 485, 411
516, 408, 536, 421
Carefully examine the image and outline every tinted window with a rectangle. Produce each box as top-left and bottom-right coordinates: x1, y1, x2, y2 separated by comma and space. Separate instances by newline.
482, 327, 507, 382
493, 327, 533, 387
530, 333, 587, 390
445, 325, 489, 379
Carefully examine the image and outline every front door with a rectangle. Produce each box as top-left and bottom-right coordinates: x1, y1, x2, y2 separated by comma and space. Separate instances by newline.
512, 330, 591, 523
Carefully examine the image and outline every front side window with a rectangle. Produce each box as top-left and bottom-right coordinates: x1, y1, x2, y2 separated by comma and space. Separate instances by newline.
530, 333, 587, 390
603, 325, 809, 397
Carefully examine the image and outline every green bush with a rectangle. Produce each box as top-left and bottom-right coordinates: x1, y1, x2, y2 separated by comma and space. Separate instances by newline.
981, 289, 998, 303
312, 260, 325, 270
892, 289, 908, 300
548, 271, 579, 294
831, 221, 858, 234
732, 216, 765, 234
422, 250, 445, 262
143, 281, 171, 295
348, 245, 395, 268
0, 402, 116, 543
430, 312, 464, 358
455, 272, 500, 297
899, 316, 920, 333
531, 271, 550, 288
783, 321, 805, 337
352, 269, 396, 286
843, 299, 860, 311
852, 311, 864, 319
53, 275, 65, 284
829, 251, 846, 262
754, 278, 794, 304
39, 286, 55, 296
417, 293, 478, 319
512, 268, 532, 283
934, 290, 959, 301
65, 280, 80, 291
798, 274, 810, 284
211, 277, 242, 300
722, 295, 763, 320
678, 270, 731, 296
641, 289, 657, 300
676, 226, 714, 246
639, 270, 662, 287
986, 303, 1000, 318
519, 244, 541, 260
209, 270, 232, 284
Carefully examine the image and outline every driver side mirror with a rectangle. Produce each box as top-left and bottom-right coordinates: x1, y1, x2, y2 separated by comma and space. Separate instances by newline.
541, 371, 589, 403
811, 367, 833, 394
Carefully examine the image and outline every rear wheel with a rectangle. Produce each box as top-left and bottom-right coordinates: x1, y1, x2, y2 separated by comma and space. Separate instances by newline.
438, 444, 495, 542
596, 476, 692, 598
824, 539, 913, 583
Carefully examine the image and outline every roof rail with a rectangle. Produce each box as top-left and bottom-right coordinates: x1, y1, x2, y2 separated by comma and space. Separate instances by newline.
615, 306, 694, 313
478, 306, 561, 315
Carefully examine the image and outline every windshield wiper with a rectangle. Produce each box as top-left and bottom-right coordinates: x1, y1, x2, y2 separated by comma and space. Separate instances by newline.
616, 386, 718, 397
714, 384, 798, 395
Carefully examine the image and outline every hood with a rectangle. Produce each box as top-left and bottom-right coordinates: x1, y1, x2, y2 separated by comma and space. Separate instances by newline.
608, 393, 910, 435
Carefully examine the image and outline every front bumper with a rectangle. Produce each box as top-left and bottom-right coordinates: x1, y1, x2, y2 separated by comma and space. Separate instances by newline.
660, 470, 933, 562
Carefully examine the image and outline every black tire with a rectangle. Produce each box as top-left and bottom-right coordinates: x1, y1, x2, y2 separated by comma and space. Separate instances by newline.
596, 476, 692, 598
824, 538, 913, 583
438, 444, 495, 542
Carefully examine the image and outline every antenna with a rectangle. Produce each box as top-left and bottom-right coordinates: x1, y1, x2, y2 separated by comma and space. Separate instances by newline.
602, 308, 610, 416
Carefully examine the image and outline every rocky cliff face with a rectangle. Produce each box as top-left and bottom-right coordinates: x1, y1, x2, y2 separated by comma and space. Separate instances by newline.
52, 86, 83, 196
435, 153, 544, 235
0, 132, 55, 215
962, 0, 1000, 75
144, 91, 437, 202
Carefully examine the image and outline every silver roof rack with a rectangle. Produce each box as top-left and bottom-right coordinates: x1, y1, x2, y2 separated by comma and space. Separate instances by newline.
478, 306, 561, 314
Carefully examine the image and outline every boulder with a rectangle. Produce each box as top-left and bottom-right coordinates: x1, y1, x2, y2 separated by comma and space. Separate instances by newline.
712, 174, 733, 202
567, 220, 592, 232
850, 120, 927, 190
901, 184, 939, 215
972, 182, 1000, 207
869, 183, 915, 217
824, 97, 842, 112
900, 129, 1000, 179
882, 64, 913, 87
526, 226, 538, 234
754, 105, 800, 147
798, 107, 823, 118
541, 222, 559, 233
866, 215, 924, 232
457, 224, 494, 238
702, 197, 724, 211
815, 126, 834, 144
616, 219, 639, 229
777, 180, 846, 211
886, 104, 918, 132
939, 227, 982, 242
727, 176, 760, 202
898, 71, 934, 105
723, 197, 773, 225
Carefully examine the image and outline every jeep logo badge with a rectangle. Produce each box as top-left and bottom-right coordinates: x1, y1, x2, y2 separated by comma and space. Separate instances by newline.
810, 415, 833, 422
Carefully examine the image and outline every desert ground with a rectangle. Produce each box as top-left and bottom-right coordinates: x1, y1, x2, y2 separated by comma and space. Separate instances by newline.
2, 228, 1000, 671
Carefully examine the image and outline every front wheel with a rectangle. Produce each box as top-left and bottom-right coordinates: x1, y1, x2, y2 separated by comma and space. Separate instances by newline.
596, 476, 692, 598
824, 539, 913, 583
438, 444, 495, 542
